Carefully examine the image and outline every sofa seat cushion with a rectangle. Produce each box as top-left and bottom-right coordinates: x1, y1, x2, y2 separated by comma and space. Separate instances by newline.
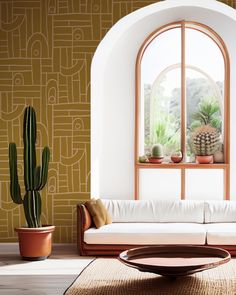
84, 223, 206, 245
205, 223, 236, 245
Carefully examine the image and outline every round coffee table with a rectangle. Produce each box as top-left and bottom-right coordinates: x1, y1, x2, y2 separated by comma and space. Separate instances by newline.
119, 245, 231, 277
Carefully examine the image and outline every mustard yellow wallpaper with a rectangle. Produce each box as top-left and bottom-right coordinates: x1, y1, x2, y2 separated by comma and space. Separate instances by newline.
0, 0, 235, 243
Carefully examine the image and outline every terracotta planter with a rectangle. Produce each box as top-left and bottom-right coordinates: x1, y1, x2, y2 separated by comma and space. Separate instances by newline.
148, 157, 164, 164
171, 155, 183, 163
15, 225, 55, 261
196, 155, 213, 164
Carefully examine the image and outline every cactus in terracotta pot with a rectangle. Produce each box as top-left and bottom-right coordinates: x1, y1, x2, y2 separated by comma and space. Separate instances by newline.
9, 106, 55, 260
149, 144, 164, 163
190, 125, 220, 164
9, 106, 50, 227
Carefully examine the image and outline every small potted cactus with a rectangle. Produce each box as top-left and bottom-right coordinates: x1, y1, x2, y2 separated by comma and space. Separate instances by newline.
190, 125, 220, 164
9, 106, 55, 260
148, 144, 164, 164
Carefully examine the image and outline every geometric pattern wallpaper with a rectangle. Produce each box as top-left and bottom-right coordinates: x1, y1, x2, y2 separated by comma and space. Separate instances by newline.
0, 0, 235, 243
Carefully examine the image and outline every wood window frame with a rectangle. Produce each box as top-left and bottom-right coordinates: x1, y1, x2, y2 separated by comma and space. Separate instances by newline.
135, 21, 230, 200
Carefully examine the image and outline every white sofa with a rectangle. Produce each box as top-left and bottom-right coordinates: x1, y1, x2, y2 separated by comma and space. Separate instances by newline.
77, 200, 236, 256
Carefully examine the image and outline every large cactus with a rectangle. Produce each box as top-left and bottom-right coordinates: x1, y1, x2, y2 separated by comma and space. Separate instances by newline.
9, 106, 50, 228
190, 125, 220, 156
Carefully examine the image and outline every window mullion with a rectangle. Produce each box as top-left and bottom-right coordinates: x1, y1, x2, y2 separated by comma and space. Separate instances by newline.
181, 21, 186, 162
181, 21, 186, 200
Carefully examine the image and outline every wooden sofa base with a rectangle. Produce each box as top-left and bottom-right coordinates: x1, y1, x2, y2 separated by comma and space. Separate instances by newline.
77, 204, 236, 257
79, 243, 236, 257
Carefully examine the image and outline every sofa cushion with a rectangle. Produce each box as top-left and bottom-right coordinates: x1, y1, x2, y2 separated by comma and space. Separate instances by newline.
84, 223, 206, 245
102, 200, 204, 223
205, 223, 236, 245
205, 201, 236, 223
85, 199, 112, 228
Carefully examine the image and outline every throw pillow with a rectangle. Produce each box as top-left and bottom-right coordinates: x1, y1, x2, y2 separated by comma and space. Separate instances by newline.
85, 199, 112, 228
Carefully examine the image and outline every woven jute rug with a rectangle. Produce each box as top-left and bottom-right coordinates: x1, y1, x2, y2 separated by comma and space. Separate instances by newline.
64, 258, 236, 295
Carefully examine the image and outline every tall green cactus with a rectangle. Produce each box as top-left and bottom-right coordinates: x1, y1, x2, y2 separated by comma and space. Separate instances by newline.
9, 106, 50, 228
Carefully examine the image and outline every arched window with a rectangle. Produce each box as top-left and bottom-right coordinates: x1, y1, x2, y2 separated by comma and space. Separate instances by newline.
135, 21, 230, 200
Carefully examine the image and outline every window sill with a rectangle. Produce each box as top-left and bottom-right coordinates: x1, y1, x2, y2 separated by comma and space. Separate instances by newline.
136, 162, 229, 169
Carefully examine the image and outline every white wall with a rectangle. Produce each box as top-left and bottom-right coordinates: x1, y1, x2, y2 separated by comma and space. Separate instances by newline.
91, 0, 236, 200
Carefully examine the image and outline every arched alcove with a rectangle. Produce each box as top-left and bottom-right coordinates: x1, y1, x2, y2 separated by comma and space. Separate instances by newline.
91, 0, 236, 200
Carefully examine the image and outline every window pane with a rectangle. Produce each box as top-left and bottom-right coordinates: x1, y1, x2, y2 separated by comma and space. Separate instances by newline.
186, 169, 223, 200
185, 28, 224, 162
186, 29, 224, 82
139, 169, 181, 200
140, 28, 181, 158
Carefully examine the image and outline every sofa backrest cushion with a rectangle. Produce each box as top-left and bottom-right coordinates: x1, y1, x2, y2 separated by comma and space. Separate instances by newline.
205, 201, 236, 223
102, 200, 204, 223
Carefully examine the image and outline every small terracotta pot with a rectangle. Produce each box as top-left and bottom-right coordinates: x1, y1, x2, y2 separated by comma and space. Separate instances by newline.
148, 157, 164, 164
171, 156, 183, 163
196, 155, 213, 164
15, 225, 55, 261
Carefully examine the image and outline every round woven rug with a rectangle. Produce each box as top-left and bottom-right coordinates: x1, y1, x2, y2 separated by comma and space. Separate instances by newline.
64, 258, 236, 295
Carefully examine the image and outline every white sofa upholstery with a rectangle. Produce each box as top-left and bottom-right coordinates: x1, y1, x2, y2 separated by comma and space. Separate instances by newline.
205, 201, 236, 223
206, 223, 236, 245
84, 223, 206, 245
101, 200, 204, 223
77, 199, 236, 256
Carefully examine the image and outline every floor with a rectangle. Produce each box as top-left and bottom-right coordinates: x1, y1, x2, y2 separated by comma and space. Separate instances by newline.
0, 243, 94, 295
